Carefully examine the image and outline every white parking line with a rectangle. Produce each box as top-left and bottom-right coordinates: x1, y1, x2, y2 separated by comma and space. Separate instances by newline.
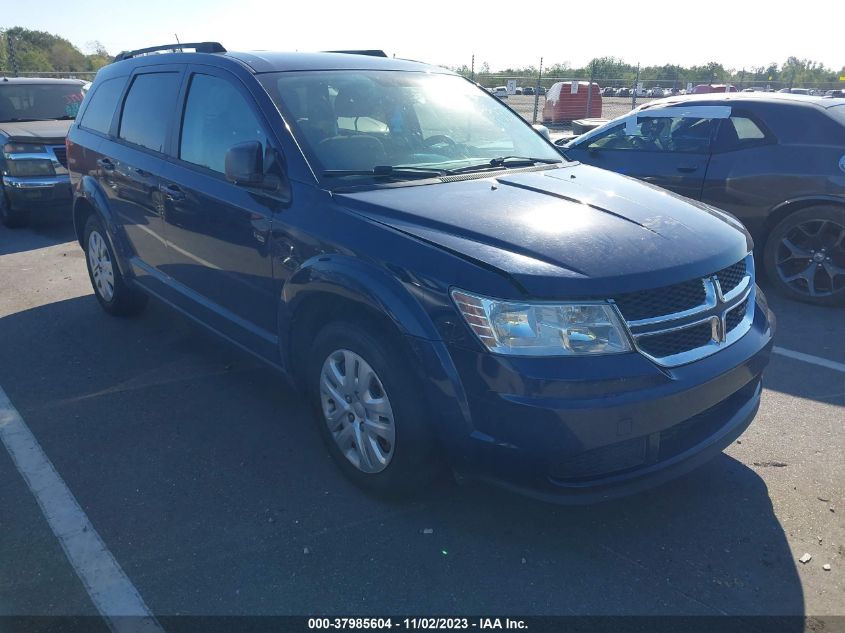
0, 386, 164, 633
773, 346, 845, 374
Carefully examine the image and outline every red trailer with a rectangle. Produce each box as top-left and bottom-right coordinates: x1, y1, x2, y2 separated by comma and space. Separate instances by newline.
543, 82, 602, 124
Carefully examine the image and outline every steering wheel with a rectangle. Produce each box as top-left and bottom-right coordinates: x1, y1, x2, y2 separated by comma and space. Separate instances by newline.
422, 134, 457, 148
631, 135, 659, 151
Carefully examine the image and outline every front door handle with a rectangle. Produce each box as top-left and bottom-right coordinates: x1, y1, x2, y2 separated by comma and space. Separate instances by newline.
676, 165, 699, 173
161, 183, 186, 201
97, 158, 115, 171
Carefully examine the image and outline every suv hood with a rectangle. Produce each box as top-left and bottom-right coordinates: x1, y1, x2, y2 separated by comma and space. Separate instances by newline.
336, 163, 751, 298
0, 119, 72, 145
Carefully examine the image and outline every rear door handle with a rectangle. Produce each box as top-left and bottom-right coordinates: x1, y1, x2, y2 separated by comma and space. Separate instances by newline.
161, 183, 186, 201
97, 158, 114, 171
676, 165, 699, 173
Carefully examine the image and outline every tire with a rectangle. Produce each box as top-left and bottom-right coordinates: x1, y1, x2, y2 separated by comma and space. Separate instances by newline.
83, 214, 148, 316
763, 206, 845, 306
307, 322, 440, 496
0, 189, 30, 228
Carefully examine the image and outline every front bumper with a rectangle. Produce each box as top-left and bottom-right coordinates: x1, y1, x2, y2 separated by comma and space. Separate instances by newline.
3, 174, 72, 209
424, 291, 774, 504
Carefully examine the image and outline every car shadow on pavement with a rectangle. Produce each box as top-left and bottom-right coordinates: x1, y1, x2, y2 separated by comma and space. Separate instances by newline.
418, 460, 805, 618
0, 217, 77, 257
0, 294, 804, 621
757, 280, 845, 406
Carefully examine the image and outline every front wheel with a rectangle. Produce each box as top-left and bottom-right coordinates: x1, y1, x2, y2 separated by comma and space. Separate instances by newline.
307, 322, 439, 496
83, 215, 148, 316
763, 206, 845, 306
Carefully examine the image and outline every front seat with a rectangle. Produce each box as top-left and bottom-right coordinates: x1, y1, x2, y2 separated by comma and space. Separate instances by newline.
317, 135, 386, 171
317, 83, 386, 171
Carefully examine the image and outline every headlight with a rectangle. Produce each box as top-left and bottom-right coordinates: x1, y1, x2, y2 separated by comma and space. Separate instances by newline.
5, 159, 55, 177
3, 142, 46, 154
451, 289, 632, 356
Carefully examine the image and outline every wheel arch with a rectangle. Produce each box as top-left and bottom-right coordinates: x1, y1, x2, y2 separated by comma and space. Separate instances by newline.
73, 176, 131, 276
763, 195, 845, 248
279, 254, 442, 382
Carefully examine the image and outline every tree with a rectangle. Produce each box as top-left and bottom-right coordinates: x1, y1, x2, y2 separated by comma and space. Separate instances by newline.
1, 27, 110, 74
85, 40, 109, 57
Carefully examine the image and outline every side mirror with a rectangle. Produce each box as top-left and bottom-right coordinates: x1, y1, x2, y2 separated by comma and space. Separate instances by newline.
225, 141, 265, 187
553, 135, 579, 148
532, 124, 551, 141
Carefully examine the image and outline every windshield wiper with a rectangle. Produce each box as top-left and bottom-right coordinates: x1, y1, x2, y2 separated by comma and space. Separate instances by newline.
446, 156, 562, 175
322, 165, 447, 179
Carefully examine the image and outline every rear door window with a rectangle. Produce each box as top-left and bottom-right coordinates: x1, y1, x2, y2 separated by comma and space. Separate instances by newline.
712, 114, 772, 152
118, 73, 181, 153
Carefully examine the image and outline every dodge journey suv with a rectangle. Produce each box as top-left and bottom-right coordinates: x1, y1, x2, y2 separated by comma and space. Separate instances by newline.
66, 43, 775, 503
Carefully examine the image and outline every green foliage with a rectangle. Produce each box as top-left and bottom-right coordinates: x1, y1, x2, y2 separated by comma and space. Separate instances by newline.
1, 27, 108, 74
449, 55, 843, 91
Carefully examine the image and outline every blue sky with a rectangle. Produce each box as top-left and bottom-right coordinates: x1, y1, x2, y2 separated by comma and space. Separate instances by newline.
4, 0, 842, 72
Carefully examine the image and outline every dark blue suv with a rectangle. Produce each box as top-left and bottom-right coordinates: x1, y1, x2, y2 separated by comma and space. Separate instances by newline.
67, 43, 775, 503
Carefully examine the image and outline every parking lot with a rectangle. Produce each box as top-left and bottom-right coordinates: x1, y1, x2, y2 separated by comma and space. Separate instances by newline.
503, 94, 658, 127
1, 216, 843, 624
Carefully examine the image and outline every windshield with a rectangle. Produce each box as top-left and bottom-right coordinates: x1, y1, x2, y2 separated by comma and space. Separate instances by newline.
0, 83, 85, 122
259, 71, 562, 182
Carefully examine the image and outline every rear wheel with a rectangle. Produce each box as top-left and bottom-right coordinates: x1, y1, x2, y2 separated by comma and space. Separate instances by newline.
83, 215, 148, 316
763, 206, 845, 306
307, 322, 439, 496
0, 189, 30, 228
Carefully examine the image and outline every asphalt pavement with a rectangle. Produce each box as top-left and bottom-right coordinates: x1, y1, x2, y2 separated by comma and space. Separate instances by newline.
0, 218, 843, 627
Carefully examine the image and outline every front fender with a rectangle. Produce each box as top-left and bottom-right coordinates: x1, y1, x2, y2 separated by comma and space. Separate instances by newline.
75, 175, 132, 277
281, 253, 443, 343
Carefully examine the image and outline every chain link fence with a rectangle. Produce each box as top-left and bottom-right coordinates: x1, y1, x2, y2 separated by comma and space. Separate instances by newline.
460, 67, 844, 130
0, 70, 97, 81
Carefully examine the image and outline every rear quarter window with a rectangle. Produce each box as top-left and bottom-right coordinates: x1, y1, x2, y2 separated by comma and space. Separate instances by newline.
118, 73, 181, 153
79, 77, 126, 134
827, 104, 845, 127
758, 102, 843, 144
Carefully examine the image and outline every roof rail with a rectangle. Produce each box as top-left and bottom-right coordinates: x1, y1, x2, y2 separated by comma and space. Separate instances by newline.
113, 42, 226, 62
324, 50, 387, 58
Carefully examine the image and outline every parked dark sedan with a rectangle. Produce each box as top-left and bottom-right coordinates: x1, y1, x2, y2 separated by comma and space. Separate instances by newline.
562, 93, 845, 305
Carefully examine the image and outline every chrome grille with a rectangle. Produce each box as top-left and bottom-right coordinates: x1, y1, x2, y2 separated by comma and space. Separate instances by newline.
614, 254, 755, 367
637, 322, 713, 359
725, 298, 749, 333
613, 278, 706, 322
717, 259, 747, 295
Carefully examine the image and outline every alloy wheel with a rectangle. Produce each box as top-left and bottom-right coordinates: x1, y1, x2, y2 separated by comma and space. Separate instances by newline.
319, 349, 396, 474
776, 219, 845, 297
